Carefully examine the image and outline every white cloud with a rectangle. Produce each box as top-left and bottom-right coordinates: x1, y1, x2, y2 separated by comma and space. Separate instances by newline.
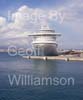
0, 0, 83, 48
0, 17, 6, 26
57, 0, 83, 22
0, 5, 64, 39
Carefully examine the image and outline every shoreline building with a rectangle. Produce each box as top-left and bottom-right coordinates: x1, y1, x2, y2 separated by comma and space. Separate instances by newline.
29, 27, 61, 56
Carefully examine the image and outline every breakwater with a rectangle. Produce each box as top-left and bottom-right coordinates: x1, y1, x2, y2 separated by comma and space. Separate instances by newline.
22, 56, 83, 61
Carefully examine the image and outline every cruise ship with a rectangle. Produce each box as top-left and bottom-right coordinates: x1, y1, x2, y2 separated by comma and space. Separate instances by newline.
29, 26, 61, 56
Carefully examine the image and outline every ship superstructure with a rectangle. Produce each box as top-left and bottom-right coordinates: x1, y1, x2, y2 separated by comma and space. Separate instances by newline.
29, 26, 61, 56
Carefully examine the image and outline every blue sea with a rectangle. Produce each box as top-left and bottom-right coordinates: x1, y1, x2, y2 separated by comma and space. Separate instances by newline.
0, 52, 83, 100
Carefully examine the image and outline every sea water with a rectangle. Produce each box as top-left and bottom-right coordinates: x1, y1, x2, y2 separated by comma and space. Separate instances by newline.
0, 52, 83, 100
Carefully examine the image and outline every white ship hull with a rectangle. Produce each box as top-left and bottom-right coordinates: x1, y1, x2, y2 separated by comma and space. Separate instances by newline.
34, 44, 58, 56
29, 27, 61, 56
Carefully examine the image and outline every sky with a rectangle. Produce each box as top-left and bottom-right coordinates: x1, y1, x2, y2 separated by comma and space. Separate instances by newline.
0, 0, 83, 49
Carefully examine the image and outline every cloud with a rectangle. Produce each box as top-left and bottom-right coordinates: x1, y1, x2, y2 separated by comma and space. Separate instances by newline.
0, 17, 6, 26
0, 0, 83, 48
57, 0, 83, 22
0, 5, 65, 47
54, 0, 83, 37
